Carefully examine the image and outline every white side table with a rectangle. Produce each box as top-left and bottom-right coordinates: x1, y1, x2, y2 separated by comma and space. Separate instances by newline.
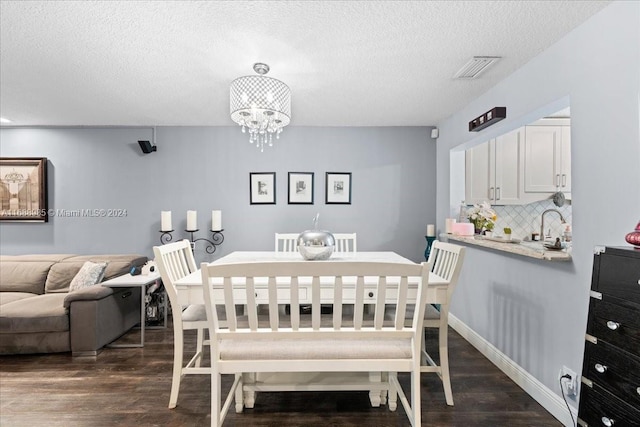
101, 272, 162, 348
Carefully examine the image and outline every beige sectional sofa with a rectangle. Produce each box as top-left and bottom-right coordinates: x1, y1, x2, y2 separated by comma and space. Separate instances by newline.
0, 254, 147, 356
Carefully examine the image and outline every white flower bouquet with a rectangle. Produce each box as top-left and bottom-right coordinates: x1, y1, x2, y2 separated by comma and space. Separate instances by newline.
466, 201, 497, 233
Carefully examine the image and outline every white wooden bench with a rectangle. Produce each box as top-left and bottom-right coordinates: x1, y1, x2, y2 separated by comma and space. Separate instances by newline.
201, 260, 431, 427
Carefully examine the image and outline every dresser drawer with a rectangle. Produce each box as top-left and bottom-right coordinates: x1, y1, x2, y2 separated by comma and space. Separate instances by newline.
578, 381, 640, 427
587, 295, 640, 356
583, 339, 640, 408
592, 248, 640, 304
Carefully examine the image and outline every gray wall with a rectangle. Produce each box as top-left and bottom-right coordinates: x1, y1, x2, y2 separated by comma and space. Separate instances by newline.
436, 0, 639, 415
0, 126, 436, 264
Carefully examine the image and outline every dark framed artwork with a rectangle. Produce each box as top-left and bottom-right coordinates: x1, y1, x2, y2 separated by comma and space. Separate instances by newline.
325, 172, 352, 204
0, 157, 48, 222
288, 172, 314, 204
250, 172, 276, 204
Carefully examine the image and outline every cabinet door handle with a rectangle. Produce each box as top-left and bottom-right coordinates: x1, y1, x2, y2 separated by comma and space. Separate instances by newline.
368, 292, 374, 298
496, 187, 501, 200
606, 321, 620, 330
556, 174, 560, 187
489, 187, 494, 200
601, 416, 615, 426
562, 174, 567, 187
594, 363, 608, 374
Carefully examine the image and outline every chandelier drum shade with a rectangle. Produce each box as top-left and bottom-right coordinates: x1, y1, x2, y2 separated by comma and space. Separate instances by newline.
230, 63, 291, 152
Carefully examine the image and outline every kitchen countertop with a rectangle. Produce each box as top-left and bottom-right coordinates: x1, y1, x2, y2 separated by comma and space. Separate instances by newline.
442, 234, 572, 261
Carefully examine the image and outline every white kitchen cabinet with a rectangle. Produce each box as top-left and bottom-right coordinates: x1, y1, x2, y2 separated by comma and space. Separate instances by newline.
523, 123, 571, 194
465, 128, 522, 205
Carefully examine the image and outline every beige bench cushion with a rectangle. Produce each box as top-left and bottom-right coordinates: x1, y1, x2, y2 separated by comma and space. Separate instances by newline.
219, 337, 412, 361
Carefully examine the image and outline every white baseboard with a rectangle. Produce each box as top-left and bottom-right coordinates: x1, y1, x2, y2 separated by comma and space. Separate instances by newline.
448, 313, 578, 426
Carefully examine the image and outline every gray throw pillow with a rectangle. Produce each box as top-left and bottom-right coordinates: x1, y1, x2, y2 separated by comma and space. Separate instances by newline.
69, 261, 108, 291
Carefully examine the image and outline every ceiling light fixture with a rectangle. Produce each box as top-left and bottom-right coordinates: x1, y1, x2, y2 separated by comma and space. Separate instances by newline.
0, 117, 12, 124
453, 56, 501, 79
230, 63, 291, 152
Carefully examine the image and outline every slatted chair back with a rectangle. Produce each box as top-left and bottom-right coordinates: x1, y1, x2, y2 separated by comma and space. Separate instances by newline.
201, 260, 431, 427
154, 239, 197, 318
274, 233, 300, 252
427, 240, 465, 298
333, 233, 357, 253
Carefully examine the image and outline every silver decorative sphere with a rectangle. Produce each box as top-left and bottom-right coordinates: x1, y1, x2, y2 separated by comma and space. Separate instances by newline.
297, 230, 335, 260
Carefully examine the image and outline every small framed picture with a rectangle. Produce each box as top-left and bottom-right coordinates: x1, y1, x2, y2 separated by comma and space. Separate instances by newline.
288, 172, 314, 204
487, 110, 493, 120
325, 172, 352, 204
250, 172, 276, 205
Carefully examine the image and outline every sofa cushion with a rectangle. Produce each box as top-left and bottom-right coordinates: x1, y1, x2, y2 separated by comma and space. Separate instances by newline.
0, 254, 75, 262
0, 293, 69, 333
0, 261, 57, 294
66, 255, 147, 280
69, 261, 108, 292
45, 254, 147, 293
0, 292, 38, 306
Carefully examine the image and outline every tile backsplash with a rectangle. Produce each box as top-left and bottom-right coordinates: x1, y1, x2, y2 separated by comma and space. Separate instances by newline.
464, 199, 572, 241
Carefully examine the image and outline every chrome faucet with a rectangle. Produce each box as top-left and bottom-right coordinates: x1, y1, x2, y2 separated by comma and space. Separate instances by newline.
540, 209, 566, 241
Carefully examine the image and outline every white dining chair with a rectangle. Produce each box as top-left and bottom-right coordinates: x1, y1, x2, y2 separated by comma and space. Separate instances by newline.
333, 233, 357, 253
274, 233, 299, 252
153, 240, 210, 409
422, 240, 466, 406
382, 240, 465, 406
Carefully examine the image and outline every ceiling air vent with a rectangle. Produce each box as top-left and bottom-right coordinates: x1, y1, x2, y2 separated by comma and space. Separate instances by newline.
453, 56, 501, 79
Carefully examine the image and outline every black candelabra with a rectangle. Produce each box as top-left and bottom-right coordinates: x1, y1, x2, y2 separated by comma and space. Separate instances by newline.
159, 229, 225, 254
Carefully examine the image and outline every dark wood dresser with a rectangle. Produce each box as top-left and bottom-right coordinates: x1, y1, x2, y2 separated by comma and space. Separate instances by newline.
578, 246, 640, 427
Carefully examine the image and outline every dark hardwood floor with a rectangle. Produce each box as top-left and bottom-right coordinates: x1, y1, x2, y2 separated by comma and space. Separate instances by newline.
0, 325, 562, 426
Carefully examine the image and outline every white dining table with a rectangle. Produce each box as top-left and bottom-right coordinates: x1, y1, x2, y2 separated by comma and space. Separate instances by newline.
174, 250, 449, 307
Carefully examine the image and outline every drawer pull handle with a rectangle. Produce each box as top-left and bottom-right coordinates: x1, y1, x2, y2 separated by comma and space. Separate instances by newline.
601, 416, 615, 426
594, 363, 607, 374
368, 292, 374, 298
606, 321, 620, 330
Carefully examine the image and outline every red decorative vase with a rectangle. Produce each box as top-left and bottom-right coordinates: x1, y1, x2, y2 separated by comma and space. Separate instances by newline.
625, 221, 640, 248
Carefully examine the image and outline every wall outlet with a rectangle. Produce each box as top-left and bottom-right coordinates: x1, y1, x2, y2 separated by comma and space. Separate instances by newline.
559, 366, 577, 396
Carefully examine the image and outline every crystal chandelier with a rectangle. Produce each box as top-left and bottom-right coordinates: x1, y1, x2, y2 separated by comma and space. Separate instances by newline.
230, 63, 291, 152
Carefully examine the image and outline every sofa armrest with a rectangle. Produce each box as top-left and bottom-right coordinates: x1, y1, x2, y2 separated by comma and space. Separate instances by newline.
68, 286, 141, 356
63, 285, 114, 308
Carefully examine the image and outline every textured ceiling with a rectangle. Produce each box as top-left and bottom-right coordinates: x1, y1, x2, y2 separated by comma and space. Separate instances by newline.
0, 1, 610, 127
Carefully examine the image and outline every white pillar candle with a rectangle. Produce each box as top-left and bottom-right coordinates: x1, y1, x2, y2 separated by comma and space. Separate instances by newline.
427, 224, 435, 237
160, 211, 172, 231
211, 210, 222, 231
445, 218, 456, 234
186, 210, 197, 231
